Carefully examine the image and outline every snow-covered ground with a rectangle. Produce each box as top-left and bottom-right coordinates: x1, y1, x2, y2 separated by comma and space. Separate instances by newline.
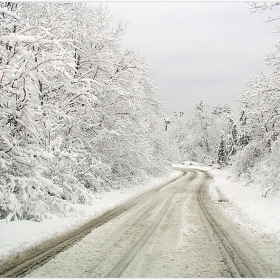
208, 167, 280, 240
174, 162, 280, 240
1, 165, 280, 264
178, 163, 280, 239
0, 171, 182, 263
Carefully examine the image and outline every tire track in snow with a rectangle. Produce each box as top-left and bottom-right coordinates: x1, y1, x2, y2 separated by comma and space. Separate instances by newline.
105, 173, 194, 277
85, 172, 195, 277
23, 172, 195, 278
197, 170, 274, 277
197, 172, 249, 277
0, 172, 185, 278
18, 167, 276, 278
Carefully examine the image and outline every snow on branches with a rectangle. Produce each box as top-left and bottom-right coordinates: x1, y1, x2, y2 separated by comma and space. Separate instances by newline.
0, 3, 173, 221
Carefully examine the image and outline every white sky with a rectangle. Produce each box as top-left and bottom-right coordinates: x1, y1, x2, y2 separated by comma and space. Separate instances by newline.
90, 1, 280, 114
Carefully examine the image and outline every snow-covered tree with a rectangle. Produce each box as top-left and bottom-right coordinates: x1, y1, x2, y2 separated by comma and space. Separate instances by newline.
227, 3, 280, 195
0, 2, 173, 221
217, 136, 226, 166
168, 101, 233, 165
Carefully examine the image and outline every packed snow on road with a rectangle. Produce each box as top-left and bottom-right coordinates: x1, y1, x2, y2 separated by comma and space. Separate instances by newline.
1, 165, 280, 277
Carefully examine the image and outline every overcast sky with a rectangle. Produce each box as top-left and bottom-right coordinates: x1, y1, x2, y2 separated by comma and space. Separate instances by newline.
91, 1, 279, 115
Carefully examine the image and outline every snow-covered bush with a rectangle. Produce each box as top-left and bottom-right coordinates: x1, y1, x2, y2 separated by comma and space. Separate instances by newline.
251, 139, 280, 197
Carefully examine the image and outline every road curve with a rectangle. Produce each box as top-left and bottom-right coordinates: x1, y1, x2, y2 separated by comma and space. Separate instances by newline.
2, 168, 280, 278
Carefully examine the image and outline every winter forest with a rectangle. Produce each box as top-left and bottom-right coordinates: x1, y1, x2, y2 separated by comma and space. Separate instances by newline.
0, 2, 279, 222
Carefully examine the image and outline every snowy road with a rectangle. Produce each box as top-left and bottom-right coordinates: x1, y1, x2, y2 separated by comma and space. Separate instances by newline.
7, 169, 280, 277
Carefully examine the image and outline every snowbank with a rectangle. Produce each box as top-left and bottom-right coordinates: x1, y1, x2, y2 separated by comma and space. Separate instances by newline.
208, 168, 280, 239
